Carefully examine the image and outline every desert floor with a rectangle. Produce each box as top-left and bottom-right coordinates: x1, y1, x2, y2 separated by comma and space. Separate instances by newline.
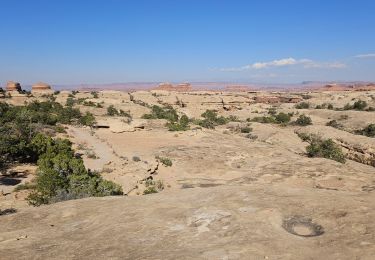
1, 89, 374, 259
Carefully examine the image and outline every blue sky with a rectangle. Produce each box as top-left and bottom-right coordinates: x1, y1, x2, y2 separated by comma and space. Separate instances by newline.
1, 0, 375, 85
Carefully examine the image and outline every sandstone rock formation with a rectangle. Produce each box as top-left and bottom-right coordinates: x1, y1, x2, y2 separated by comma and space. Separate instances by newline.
155, 82, 192, 92
31, 82, 53, 94
6, 81, 22, 92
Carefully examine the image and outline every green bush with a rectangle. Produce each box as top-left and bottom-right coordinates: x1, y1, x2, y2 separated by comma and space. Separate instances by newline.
295, 102, 310, 109
357, 124, 375, 137
143, 186, 158, 195
0, 102, 122, 205
326, 120, 342, 129
0, 101, 83, 166
156, 156, 172, 167
275, 112, 291, 124
240, 126, 252, 133
306, 137, 346, 163
353, 100, 367, 110
295, 114, 312, 126
196, 110, 230, 129
166, 114, 190, 131
79, 112, 96, 126
91, 91, 99, 98
251, 112, 290, 125
107, 105, 118, 116
141, 105, 179, 122
343, 100, 367, 111
296, 132, 312, 142
27, 134, 122, 206
250, 116, 276, 124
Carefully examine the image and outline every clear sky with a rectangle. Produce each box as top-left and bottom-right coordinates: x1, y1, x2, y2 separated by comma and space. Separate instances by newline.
1, 0, 375, 85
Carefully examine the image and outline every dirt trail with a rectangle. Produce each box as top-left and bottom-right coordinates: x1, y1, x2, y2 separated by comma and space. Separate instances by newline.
67, 127, 115, 171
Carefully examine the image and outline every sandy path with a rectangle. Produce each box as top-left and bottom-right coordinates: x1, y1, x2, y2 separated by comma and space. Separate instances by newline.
67, 127, 115, 171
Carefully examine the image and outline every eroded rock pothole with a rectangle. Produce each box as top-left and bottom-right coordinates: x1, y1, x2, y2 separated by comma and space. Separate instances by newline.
282, 215, 324, 237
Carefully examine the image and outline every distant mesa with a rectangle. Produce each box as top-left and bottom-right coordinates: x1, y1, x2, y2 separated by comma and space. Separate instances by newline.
318, 83, 375, 92
155, 82, 192, 91
32, 82, 53, 94
6, 81, 22, 92
224, 85, 253, 92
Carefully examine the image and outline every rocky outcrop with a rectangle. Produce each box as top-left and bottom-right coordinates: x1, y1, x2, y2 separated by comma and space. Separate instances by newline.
31, 82, 53, 94
6, 81, 22, 92
337, 140, 375, 167
155, 82, 192, 92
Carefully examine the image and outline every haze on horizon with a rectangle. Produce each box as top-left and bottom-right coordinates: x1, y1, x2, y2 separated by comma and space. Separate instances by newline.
1, 0, 375, 86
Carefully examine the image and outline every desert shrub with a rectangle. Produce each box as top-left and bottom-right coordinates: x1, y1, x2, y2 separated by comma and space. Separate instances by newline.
79, 112, 96, 126
143, 186, 158, 195
132, 156, 141, 162
156, 156, 172, 167
296, 132, 312, 142
54, 91, 60, 95
268, 107, 277, 115
251, 116, 276, 124
357, 124, 375, 137
26, 134, 122, 206
295, 114, 312, 126
245, 133, 258, 140
107, 105, 118, 116
83, 100, 96, 107
166, 114, 190, 131
353, 100, 367, 110
251, 112, 290, 125
240, 126, 252, 133
143, 179, 164, 195
327, 103, 334, 110
119, 109, 131, 118
72, 90, 79, 95
91, 91, 99, 98
227, 115, 240, 122
54, 125, 66, 133
66, 97, 75, 107
326, 120, 343, 129
142, 105, 178, 122
306, 137, 345, 163
339, 114, 349, 120
106, 105, 132, 119
196, 110, 230, 129
295, 102, 310, 109
155, 180, 164, 191
275, 112, 291, 124
343, 100, 367, 111
0, 101, 83, 166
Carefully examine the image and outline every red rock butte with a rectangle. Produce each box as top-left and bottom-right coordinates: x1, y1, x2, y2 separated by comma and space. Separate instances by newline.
32, 82, 52, 91
6, 81, 22, 92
